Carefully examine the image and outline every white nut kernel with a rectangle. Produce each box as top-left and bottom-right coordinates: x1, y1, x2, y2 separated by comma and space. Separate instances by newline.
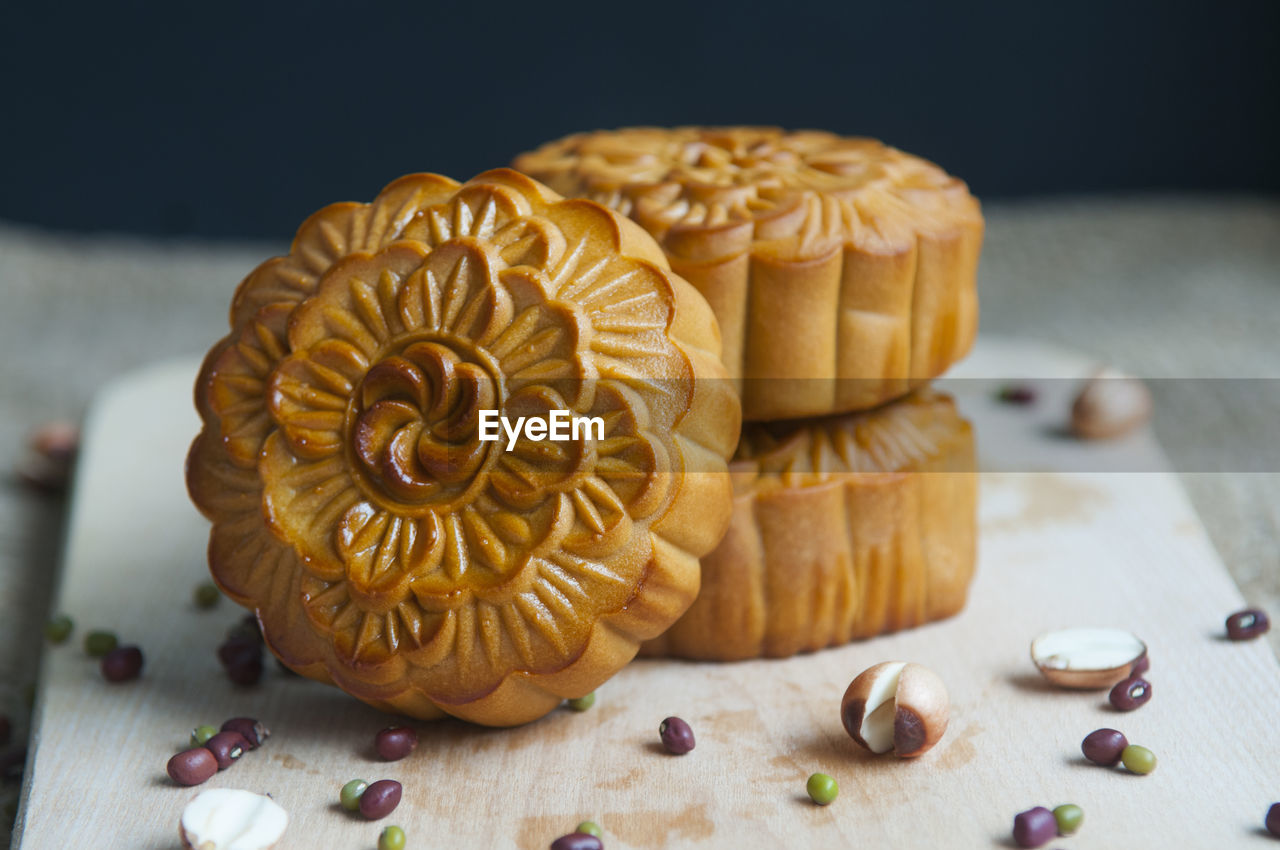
180, 788, 287, 850
840, 661, 950, 758
1030, 627, 1147, 689
1070, 369, 1152, 440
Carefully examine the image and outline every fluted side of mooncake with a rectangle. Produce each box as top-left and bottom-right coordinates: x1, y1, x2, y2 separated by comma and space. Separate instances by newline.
640, 389, 975, 660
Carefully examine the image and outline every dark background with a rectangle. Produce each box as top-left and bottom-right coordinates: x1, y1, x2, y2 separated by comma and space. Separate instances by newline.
2, 0, 1276, 240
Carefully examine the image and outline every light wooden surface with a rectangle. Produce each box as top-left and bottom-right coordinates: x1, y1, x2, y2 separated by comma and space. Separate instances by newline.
13, 338, 1280, 848
4, 202, 1279, 848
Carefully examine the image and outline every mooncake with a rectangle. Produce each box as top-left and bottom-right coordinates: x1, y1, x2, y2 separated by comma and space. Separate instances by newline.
515, 127, 983, 420
640, 389, 975, 660
187, 169, 740, 725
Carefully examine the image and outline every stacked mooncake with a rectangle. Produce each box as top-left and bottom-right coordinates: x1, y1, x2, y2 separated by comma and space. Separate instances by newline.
187, 129, 982, 728
516, 128, 981, 660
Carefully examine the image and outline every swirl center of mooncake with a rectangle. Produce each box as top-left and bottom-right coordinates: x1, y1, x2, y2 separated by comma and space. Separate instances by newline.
349, 334, 502, 511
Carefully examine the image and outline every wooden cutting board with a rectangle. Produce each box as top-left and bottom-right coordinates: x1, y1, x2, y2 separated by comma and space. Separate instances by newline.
14, 338, 1280, 849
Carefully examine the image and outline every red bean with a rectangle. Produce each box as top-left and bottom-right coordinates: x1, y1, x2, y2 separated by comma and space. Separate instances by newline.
217, 614, 267, 686
997, 385, 1037, 405
226, 614, 264, 645
1012, 806, 1056, 848
1226, 608, 1270, 641
218, 637, 264, 686
1081, 728, 1128, 766
659, 716, 695, 755
550, 833, 603, 850
1266, 802, 1280, 837
227, 655, 264, 686
101, 646, 144, 682
1108, 677, 1151, 711
221, 717, 269, 749
167, 748, 217, 786
375, 726, 418, 761
217, 638, 251, 667
359, 779, 402, 820
205, 731, 248, 769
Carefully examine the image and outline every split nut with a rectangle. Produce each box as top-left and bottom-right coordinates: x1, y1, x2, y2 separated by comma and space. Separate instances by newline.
179, 788, 287, 850
1070, 369, 1151, 440
840, 661, 949, 758
1031, 627, 1147, 689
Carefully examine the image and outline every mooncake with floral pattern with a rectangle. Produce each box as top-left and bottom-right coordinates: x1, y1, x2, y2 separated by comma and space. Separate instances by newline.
187, 169, 739, 725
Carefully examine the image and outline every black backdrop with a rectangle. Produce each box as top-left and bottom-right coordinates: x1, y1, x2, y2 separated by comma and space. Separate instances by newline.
2, 0, 1276, 239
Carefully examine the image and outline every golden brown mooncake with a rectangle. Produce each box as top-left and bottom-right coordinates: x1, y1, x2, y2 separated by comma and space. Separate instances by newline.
186, 169, 740, 726
640, 389, 976, 661
514, 127, 983, 420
